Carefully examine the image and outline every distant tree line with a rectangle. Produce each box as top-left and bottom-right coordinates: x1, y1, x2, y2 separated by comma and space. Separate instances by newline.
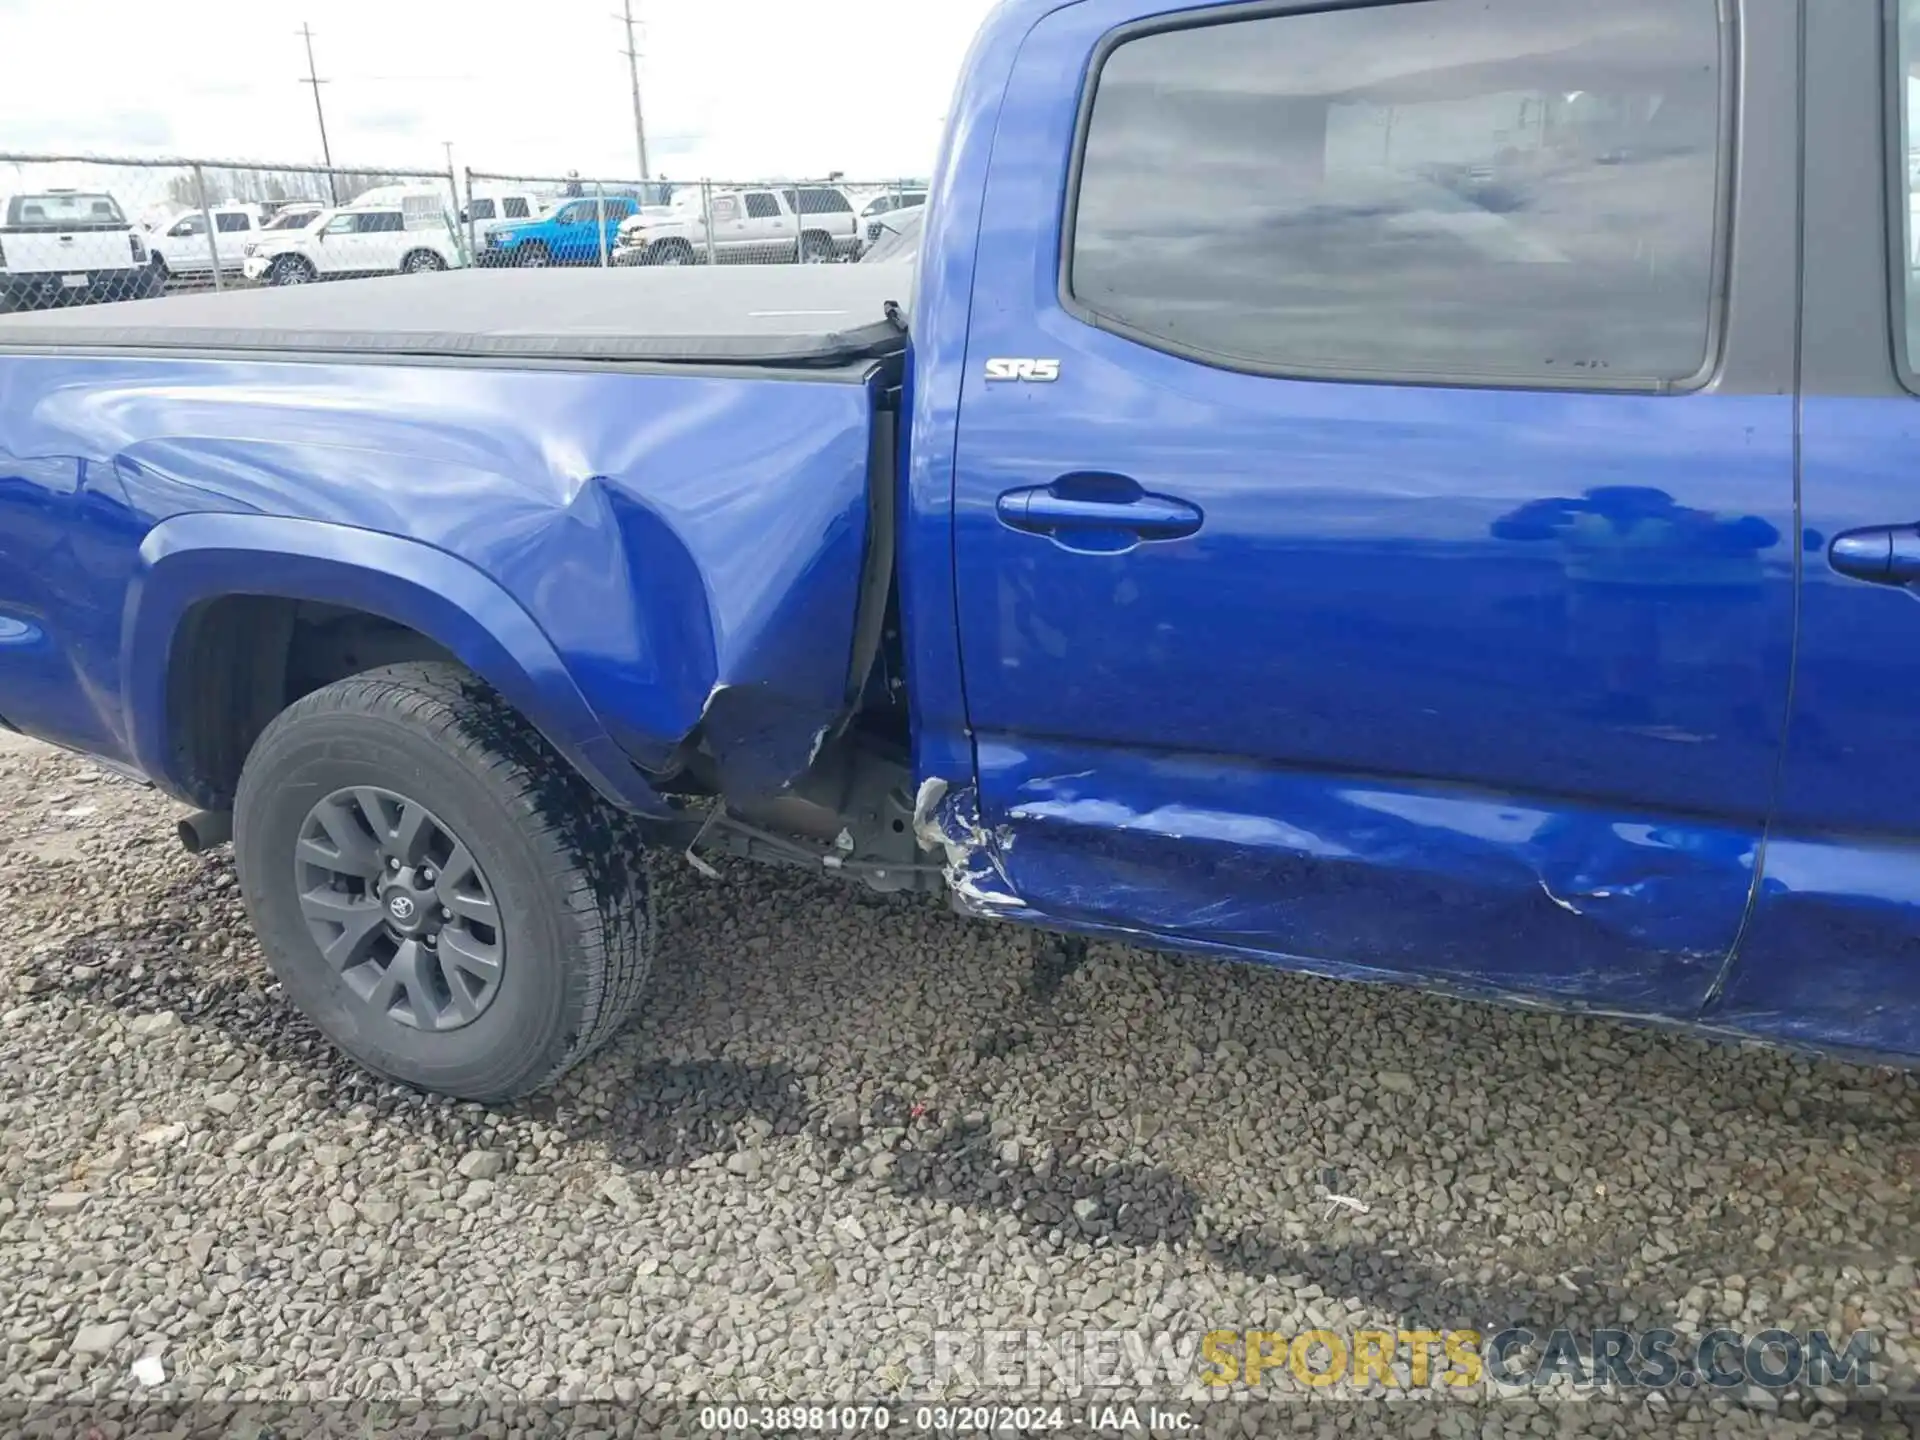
161, 168, 414, 212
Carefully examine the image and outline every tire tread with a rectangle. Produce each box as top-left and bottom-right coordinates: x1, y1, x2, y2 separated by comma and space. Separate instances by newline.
242, 661, 652, 1098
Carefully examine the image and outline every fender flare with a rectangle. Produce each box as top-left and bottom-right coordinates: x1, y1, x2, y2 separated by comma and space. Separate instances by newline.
123, 512, 667, 815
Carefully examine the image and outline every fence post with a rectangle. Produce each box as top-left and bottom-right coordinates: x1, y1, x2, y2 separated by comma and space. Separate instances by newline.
448, 164, 469, 268
793, 181, 804, 264
595, 181, 608, 268
702, 179, 716, 266
192, 164, 223, 292
463, 167, 478, 263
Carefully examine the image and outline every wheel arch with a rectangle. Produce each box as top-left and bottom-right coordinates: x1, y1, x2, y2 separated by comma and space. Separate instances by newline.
126, 512, 668, 817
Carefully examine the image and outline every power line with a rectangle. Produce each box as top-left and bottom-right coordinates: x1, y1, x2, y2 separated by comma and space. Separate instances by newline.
614, 0, 651, 181
297, 22, 339, 204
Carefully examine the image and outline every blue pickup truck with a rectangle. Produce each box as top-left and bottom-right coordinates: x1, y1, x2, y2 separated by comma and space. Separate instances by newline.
0, 0, 1914, 1100
480, 194, 645, 267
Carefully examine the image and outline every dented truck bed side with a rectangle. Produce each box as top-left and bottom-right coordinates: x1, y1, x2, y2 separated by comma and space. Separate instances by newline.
0, 349, 890, 810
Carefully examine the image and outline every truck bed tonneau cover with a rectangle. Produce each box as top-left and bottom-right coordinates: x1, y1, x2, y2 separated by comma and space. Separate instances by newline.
0, 266, 909, 367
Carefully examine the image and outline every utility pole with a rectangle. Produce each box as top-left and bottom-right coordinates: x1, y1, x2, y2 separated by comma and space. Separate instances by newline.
298, 23, 339, 204
615, 0, 651, 181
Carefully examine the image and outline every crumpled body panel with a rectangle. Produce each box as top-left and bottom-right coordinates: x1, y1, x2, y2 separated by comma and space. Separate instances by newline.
0, 353, 880, 800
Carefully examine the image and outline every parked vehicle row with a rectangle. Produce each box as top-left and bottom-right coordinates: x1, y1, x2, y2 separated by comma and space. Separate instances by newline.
4, 178, 913, 311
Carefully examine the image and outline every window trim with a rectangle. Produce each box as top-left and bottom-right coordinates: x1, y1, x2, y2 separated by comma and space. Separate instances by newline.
1883, 0, 1920, 393
1055, 0, 1738, 395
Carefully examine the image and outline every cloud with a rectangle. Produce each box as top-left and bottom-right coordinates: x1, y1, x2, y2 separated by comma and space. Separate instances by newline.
354, 108, 430, 136
1, 109, 176, 153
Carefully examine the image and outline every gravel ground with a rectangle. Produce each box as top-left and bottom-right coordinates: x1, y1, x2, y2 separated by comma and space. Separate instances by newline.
0, 732, 1916, 1438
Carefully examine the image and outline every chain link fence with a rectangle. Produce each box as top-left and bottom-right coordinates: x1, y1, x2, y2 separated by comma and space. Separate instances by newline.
464, 169, 927, 270
0, 151, 929, 313
0, 152, 462, 308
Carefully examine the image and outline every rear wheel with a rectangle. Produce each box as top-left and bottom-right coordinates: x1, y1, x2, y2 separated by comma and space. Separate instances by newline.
516, 243, 551, 268
269, 255, 316, 286
799, 231, 837, 264
402, 249, 447, 274
233, 662, 654, 1101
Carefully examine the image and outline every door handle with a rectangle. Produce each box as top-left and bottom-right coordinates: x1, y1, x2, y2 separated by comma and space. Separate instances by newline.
997, 475, 1203, 543
1830, 525, 1920, 584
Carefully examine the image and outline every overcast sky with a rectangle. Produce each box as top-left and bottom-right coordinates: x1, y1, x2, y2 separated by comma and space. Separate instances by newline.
0, 0, 1000, 184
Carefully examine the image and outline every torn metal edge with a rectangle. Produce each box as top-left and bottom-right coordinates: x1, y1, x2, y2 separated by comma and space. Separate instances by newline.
912, 776, 1025, 913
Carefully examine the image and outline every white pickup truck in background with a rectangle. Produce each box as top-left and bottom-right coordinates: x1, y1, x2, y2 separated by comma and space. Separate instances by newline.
0, 190, 155, 311
144, 202, 267, 285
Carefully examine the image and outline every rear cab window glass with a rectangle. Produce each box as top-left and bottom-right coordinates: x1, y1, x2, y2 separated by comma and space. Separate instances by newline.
215, 212, 251, 233
503, 198, 531, 218
745, 192, 782, 219
1066, 0, 1729, 388
7, 193, 127, 229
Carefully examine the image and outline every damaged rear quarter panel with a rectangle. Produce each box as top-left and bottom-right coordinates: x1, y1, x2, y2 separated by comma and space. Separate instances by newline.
0, 354, 879, 796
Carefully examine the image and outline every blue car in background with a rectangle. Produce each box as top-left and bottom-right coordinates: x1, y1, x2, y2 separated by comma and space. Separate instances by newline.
482, 194, 647, 266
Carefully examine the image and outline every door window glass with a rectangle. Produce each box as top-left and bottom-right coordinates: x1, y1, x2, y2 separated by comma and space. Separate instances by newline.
1068, 0, 1727, 387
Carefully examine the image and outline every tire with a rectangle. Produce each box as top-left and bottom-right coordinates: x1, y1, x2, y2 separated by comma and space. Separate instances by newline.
648, 239, 696, 267
799, 231, 837, 264
516, 243, 551, 268
402, 249, 447, 275
269, 255, 316, 286
233, 662, 654, 1102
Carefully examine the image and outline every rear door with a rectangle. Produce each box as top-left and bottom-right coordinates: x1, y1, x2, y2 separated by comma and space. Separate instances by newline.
948, 0, 1801, 1016
1707, 0, 1920, 1060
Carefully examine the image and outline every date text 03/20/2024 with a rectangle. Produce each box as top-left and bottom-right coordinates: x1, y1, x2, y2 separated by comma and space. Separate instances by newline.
696, 1405, 1194, 1433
